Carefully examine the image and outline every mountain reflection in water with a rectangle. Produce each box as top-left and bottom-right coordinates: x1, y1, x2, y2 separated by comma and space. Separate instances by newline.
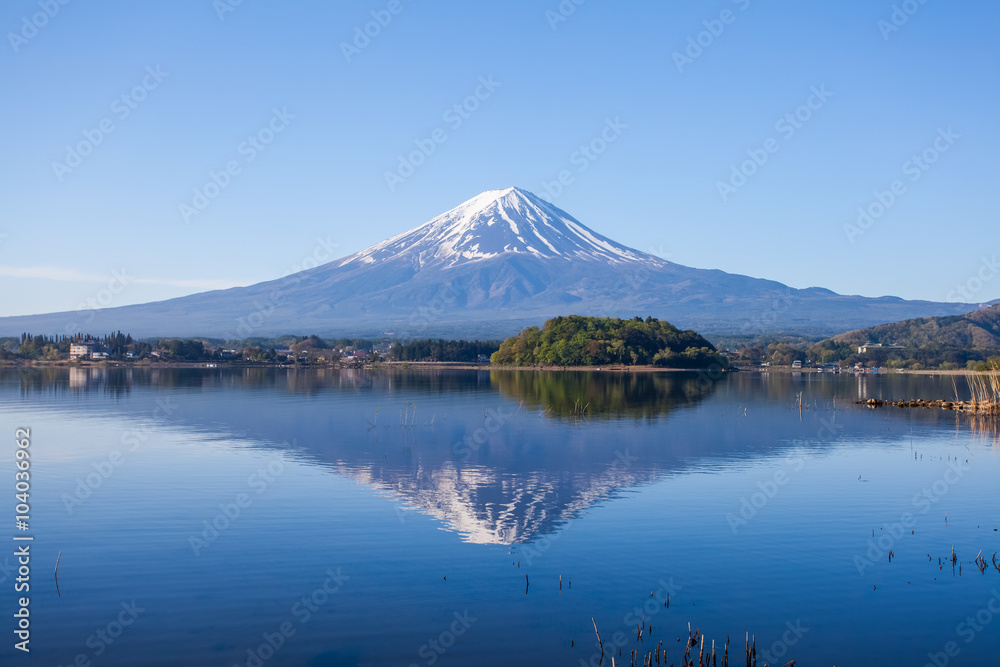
3, 366, 987, 546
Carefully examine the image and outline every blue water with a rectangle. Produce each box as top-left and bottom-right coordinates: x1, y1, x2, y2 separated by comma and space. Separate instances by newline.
1, 367, 998, 666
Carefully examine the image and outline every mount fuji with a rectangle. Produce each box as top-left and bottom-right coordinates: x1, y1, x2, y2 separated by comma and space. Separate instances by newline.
0, 187, 983, 339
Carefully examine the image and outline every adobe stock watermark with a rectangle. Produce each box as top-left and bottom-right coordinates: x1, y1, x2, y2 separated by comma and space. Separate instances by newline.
672, 0, 752, 73
61, 396, 179, 514
843, 126, 959, 243
384, 75, 501, 192
853, 458, 970, 575
522, 448, 637, 565
725, 454, 807, 534
234, 567, 350, 667
582, 579, 684, 667
877, 0, 932, 41
228, 235, 339, 338
405, 279, 465, 335
57, 600, 145, 665
394, 407, 516, 524
0, 555, 14, 585
453, 409, 514, 461
758, 620, 810, 666
727, 415, 842, 533
340, 0, 409, 63
539, 116, 628, 201
7, 0, 72, 54
645, 244, 673, 261
923, 589, 1000, 667
518, 520, 575, 566
179, 107, 295, 223
590, 266, 651, 320
739, 289, 795, 338
59, 268, 133, 336
51, 66, 169, 182
189, 455, 286, 555
946, 255, 999, 303
408, 611, 477, 667
716, 85, 833, 202
545, 0, 587, 31
213, 0, 247, 21
683, 360, 728, 403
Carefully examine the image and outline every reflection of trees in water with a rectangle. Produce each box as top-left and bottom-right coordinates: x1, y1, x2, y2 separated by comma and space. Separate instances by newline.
727, 371, 984, 404
2, 366, 500, 399
207, 367, 497, 396
7, 366, 983, 407
11, 366, 134, 398
490, 370, 717, 419
9, 366, 970, 412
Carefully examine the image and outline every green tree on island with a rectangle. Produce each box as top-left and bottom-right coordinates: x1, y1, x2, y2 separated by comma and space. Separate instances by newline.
490, 315, 727, 368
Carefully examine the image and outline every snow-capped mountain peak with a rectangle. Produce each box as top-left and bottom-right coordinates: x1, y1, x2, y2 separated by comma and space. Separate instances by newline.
338, 187, 653, 269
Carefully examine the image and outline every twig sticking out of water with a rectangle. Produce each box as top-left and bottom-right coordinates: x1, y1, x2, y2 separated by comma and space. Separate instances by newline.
54, 550, 62, 598
975, 550, 988, 574
592, 617, 604, 663
366, 407, 380, 431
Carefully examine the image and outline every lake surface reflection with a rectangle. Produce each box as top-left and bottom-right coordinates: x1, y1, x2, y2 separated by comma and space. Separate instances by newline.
1, 367, 997, 666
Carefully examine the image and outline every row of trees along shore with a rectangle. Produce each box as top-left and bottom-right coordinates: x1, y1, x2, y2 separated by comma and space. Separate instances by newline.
730, 340, 1000, 371
1, 333, 378, 363
5, 318, 729, 369
389, 339, 500, 362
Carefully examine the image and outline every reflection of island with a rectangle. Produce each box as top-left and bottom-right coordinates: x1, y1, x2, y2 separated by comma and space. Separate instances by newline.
2, 367, 968, 545
491, 369, 716, 418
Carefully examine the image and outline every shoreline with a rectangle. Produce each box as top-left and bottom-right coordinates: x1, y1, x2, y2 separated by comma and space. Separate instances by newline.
1, 360, 725, 372
2, 359, 995, 375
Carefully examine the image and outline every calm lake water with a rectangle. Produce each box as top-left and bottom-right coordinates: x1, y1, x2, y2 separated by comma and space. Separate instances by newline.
1, 367, 998, 666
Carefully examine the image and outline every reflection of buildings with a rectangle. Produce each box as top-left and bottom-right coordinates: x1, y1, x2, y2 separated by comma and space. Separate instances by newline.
69, 366, 89, 388
69, 366, 112, 389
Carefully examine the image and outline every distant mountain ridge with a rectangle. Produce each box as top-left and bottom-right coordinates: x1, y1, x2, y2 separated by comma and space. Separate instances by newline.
0, 187, 985, 339
830, 304, 1000, 349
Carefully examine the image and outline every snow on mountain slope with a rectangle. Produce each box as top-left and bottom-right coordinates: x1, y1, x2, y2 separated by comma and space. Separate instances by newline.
337, 187, 656, 269
0, 187, 983, 338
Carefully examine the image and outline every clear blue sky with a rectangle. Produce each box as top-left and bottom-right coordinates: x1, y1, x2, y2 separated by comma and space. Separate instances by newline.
1, 0, 997, 317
